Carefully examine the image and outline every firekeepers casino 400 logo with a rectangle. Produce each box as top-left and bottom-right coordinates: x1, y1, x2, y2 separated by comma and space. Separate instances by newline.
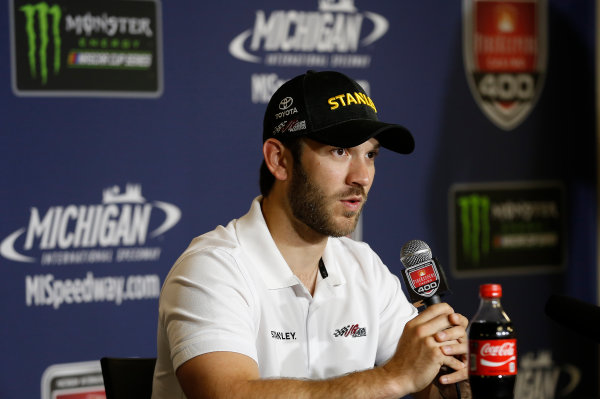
463, 0, 547, 130
0, 183, 181, 265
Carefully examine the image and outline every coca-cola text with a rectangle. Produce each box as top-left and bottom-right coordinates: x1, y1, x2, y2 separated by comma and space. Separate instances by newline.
480, 342, 516, 357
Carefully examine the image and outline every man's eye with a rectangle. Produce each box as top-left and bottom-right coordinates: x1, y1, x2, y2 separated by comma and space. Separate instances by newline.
367, 151, 379, 159
333, 148, 347, 156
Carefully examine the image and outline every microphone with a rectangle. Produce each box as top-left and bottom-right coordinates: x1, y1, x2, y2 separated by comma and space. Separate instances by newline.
400, 239, 451, 308
400, 240, 461, 397
545, 294, 600, 343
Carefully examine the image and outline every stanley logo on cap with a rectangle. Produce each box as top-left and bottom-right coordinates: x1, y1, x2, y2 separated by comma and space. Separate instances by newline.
263, 71, 414, 155
327, 92, 377, 113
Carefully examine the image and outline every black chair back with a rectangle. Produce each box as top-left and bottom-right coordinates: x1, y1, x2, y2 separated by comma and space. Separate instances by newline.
100, 357, 156, 399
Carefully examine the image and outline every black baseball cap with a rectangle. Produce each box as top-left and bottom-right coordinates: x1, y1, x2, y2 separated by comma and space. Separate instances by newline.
263, 70, 414, 154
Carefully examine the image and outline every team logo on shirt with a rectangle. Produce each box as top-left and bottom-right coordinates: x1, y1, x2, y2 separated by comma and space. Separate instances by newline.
333, 323, 367, 338
271, 330, 297, 340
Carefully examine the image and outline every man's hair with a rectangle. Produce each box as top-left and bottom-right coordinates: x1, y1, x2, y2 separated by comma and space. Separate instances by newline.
259, 137, 304, 196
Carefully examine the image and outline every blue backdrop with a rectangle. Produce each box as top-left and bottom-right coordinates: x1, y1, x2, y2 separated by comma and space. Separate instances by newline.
1, 1, 597, 398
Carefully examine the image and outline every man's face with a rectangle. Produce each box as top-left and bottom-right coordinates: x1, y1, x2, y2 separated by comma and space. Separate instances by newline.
287, 138, 379, 237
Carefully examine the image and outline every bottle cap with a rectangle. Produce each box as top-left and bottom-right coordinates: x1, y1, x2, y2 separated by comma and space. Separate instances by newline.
480, 284, 502, 298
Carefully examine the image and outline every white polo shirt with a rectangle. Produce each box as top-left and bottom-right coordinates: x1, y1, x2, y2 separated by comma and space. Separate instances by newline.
152, 197, 418, 399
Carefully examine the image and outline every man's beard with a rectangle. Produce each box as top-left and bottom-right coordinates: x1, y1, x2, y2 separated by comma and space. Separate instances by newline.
288, 161, 367, 237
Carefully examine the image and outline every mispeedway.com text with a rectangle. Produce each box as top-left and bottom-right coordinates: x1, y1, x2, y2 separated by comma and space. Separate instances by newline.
26, 272, 160, 309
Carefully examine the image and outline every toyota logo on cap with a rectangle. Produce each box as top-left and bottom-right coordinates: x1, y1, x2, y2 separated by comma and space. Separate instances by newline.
279, 97, 293, 110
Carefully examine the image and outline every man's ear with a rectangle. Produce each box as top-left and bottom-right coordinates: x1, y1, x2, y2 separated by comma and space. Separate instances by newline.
263, 138, 291, 181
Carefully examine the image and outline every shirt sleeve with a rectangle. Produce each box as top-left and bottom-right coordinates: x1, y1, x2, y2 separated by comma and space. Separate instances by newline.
159, 247, 259, 371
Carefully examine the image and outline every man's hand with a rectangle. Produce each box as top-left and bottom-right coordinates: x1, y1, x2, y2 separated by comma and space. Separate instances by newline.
435, 312, 469, 385
382, 303, 469, 395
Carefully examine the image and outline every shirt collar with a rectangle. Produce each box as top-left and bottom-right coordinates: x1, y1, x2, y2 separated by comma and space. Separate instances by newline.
236, 197, 345, 289
236, 196, 298, 289
321, 239, 345, 286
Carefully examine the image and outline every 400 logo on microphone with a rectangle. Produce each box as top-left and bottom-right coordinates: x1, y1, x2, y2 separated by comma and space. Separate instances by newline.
399, 239, 451, 306
405, 261, 441, 298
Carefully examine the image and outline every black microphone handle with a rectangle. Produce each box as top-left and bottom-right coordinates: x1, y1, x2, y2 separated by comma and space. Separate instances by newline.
423, 295, 442, 308
418, 293, 461, 398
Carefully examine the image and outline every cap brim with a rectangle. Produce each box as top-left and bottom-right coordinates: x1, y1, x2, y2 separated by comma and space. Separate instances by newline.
306, 120, 415, 154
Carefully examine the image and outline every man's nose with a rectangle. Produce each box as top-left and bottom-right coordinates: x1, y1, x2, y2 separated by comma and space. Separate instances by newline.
346, 157, 372, 187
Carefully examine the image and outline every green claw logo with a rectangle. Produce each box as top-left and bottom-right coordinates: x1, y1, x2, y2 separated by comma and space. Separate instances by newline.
20, 2, 62, 85
458, 194, 491, 265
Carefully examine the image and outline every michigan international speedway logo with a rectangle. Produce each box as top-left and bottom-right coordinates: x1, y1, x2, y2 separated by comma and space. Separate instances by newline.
463, 0, 547, 130
450, 182, 564, 276
0, 183, 181, 265
229, 0, 389, 68
10, 0, 162, 96
236, 0, 386, 104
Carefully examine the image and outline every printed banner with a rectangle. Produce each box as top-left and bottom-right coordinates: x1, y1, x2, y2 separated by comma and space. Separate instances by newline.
10, 0, 163, 97
0, 1, 596, 398
463, 0, 547, 129
230, 0, 385, 105
229, 0, 387, 69
41, 361, 105, 399
449, 181, 565, 276
0, 183, 181, 309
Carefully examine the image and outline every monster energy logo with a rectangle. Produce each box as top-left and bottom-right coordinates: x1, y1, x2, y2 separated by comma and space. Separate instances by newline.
20, 2, 62, 85
457, 194, 490, 266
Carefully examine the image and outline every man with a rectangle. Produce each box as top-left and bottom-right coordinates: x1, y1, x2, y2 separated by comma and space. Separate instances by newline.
152, 70, 469, 399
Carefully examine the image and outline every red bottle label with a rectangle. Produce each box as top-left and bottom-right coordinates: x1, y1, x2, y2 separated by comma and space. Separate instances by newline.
469, 339, 517, 376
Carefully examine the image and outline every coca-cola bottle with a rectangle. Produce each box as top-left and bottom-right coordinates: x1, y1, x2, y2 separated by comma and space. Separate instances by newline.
468, 284, 517, 399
